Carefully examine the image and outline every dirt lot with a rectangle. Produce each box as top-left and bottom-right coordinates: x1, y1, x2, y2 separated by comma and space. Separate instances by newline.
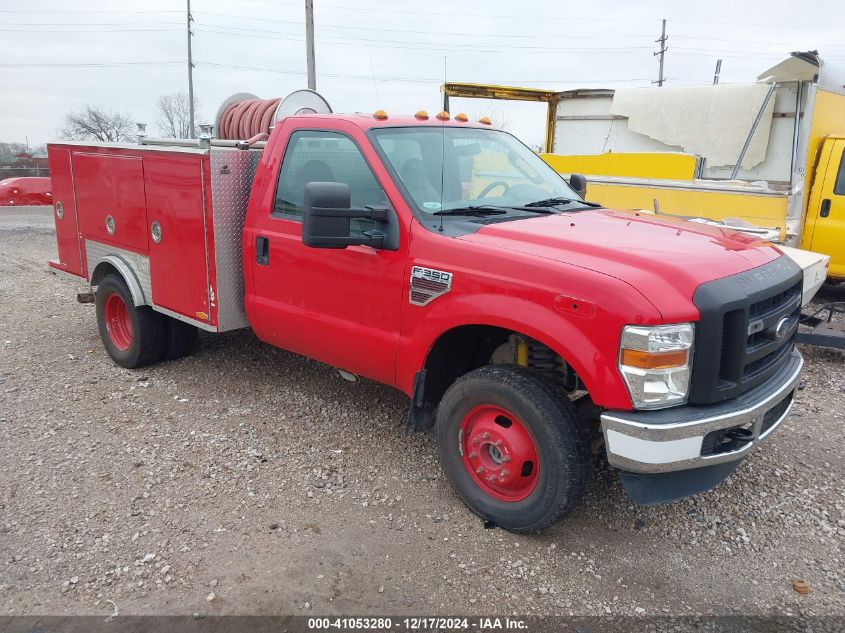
1, 206, 843, 618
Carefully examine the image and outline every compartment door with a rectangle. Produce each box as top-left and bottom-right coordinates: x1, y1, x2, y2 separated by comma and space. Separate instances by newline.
144, 153, 211, 323
47, 147, 84, 276
73, 152, 149, 253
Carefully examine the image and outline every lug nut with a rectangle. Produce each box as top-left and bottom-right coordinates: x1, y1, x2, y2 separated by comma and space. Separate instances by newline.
476, 467, 485, 474
481, 432, 490, 439
468, 451, 478, 459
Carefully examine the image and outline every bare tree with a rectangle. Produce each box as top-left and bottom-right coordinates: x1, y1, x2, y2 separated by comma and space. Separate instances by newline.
156, 91, 200, 139
0, 142, 28, 160
62, 106, 134, 142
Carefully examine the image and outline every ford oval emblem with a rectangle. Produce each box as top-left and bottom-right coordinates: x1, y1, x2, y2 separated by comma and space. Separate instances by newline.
774, 315, 795, 340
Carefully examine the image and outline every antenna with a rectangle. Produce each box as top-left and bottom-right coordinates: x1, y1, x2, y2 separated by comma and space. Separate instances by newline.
368, 52, 381, 107
438, 55, 447, 233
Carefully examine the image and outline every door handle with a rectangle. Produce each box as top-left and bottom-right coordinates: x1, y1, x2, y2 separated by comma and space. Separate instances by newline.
820, 199, 831, 218
256, 236, 270, 265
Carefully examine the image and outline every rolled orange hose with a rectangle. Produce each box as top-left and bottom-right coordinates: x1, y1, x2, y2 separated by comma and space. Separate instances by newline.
217, 97, 283, 140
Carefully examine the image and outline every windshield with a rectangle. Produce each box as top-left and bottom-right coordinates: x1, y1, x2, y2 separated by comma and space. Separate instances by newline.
370, 126, 581, 215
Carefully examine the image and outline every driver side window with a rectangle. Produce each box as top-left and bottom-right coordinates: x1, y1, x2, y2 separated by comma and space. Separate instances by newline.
273, 130, 386, 236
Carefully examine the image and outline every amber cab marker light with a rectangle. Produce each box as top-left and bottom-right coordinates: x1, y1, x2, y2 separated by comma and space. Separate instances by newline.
414, 110, 429, 120
620, 348, 688, 370
478, 116, 492, 125
373, 109, 388, 120
436, 111, 450, 121
454, 112, 469, 122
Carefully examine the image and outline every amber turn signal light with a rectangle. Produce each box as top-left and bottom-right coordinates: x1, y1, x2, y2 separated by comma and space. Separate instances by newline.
620, 348, 688, 370
454, 112, 468, 122
373, 109, 388, 120
436, 111, 450, 121
415, 110, 429, 120
478, 116, 492, 125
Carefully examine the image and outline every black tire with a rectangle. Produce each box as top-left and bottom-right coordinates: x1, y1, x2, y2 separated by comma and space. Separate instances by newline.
95, 273, 167, 369
436, 364, 590, 533
163, 318, 198, 361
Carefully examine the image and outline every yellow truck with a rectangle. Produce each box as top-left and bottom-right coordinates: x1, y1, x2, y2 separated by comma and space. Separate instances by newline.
443, 51, 845, 282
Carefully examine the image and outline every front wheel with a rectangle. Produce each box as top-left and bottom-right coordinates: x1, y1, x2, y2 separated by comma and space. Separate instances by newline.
95, 273, 167, 368
436, 365, 590, 533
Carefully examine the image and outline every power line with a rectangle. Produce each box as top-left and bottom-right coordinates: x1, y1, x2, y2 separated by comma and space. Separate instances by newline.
191, 14, 657, 41
193, 27, 655, 54
196, 61, 661, 85
0, 9, 181, 14
0, 61, 184, 67
0, 28, 180, 34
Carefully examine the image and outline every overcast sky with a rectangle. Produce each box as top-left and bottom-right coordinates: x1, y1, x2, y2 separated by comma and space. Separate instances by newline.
2, 0, 844, 149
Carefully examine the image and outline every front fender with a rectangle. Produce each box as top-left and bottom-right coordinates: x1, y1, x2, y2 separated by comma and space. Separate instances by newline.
396, 290, 646, 411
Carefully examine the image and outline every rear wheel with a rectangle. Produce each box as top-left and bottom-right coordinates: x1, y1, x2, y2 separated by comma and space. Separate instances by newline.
95, 273, 167, 368
436, 364, 590, 533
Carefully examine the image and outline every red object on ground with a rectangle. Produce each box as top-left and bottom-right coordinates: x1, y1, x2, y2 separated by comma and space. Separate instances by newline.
0, 177, 52, 206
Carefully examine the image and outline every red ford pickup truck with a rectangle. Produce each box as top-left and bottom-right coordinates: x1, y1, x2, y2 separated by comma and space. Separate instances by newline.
47, 107, 803, 532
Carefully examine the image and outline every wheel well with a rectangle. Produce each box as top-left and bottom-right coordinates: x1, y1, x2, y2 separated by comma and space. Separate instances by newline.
422, 325, 512, 409
89, 259, 146, 306
90, 262, 118, 287
406, 325, 590, 435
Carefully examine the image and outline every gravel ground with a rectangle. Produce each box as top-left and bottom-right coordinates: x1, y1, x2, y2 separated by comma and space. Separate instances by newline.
1, 206, 843, 619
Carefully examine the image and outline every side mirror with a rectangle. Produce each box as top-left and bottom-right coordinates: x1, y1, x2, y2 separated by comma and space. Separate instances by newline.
569, 173, 587, 198
302, 182, 386, 249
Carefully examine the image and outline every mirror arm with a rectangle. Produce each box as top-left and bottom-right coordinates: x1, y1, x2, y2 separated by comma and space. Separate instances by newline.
361, 230, 385, 248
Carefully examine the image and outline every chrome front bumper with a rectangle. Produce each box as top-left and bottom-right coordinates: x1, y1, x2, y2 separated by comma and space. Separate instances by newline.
600, 350, 803, 475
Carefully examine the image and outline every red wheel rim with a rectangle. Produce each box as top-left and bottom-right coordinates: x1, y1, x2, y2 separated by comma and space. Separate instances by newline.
459, 404, 540, 502
104, 293, 132, 351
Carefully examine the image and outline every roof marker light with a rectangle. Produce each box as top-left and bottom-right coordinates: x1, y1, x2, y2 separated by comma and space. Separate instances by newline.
373, 109, 388, 120
436, 111, 450, 121
478, 116, 492, 125
415, 110, 429, 120
454, 112, 468, 122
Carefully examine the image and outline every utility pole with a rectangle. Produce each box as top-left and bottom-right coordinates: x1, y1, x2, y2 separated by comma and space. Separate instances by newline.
653, 19, 668, 87
305, 0, 316, 90
713, 59, 723, 85
187, 0, 195, 137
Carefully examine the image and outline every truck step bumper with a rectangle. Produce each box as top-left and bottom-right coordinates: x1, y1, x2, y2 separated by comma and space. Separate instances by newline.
600, 350, 803, 479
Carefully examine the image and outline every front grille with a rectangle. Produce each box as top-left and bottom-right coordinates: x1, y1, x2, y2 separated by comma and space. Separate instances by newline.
750, 284, 801, 319
690, 257, 802, 405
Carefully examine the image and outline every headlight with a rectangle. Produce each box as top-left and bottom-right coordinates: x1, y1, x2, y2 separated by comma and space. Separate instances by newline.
619, 323, 694, 410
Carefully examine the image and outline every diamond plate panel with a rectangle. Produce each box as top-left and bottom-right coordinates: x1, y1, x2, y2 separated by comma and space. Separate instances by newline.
210, 149, 261, 332
85, 240, 151, 302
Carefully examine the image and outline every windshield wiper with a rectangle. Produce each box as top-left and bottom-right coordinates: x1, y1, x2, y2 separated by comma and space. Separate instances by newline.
524, 197, 601, 208
432, 205, 509, 216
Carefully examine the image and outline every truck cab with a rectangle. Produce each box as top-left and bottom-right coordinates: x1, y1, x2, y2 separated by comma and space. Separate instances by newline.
48, 105, 804, 533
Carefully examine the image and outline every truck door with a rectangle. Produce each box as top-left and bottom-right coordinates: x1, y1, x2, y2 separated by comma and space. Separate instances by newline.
809, 139, 845, 279
247, 127, 406, 386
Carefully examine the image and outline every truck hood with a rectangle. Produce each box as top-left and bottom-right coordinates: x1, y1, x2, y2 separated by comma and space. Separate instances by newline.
459, 209, 783, 320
